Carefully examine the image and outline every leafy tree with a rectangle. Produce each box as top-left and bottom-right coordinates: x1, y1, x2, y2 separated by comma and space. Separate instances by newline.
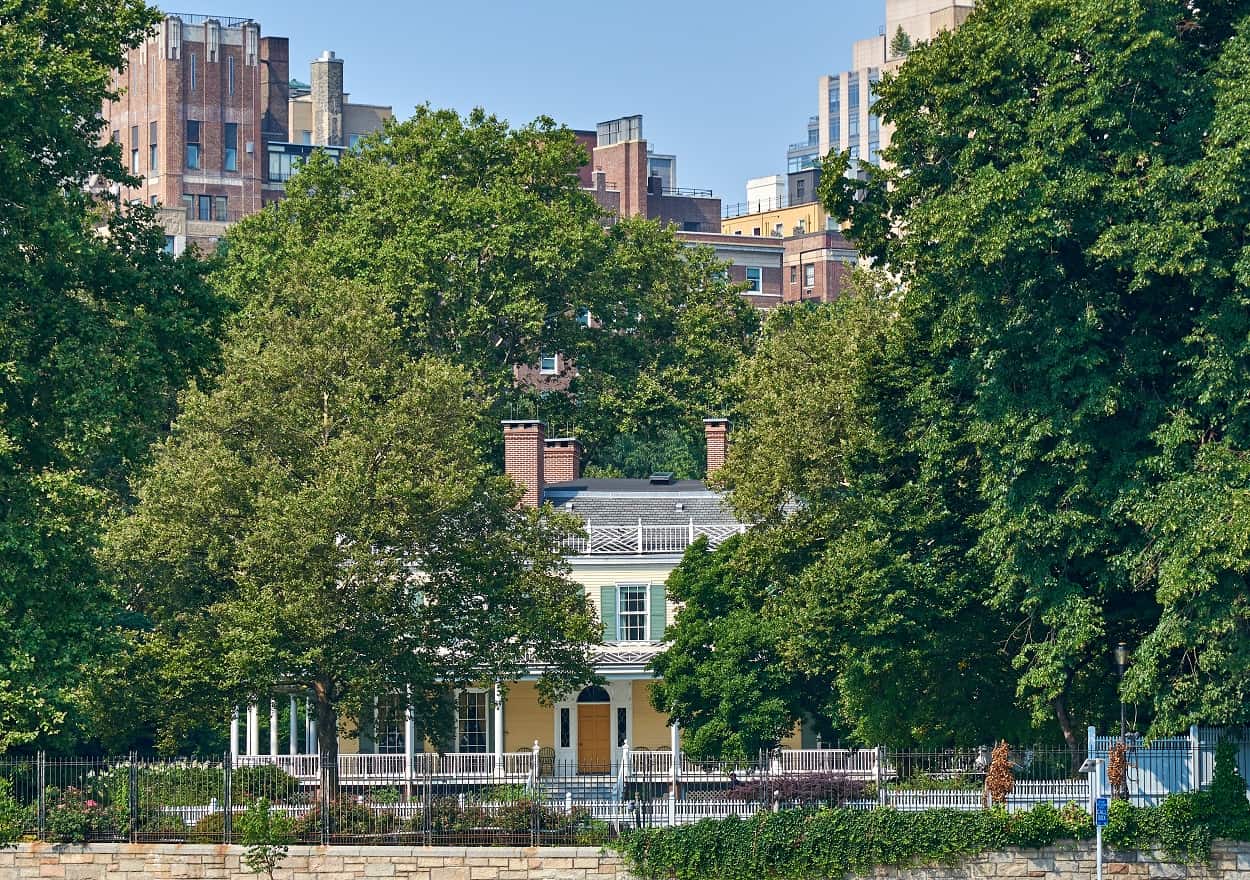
0, 0, 226, 751
650, 536, 834, 762
822, 0, 1250, 747
714, 282, 1029, 747
889, 25, 913, 57
239, 798, 293, 879
216, 108, 758, 477
105, 274, 598, 785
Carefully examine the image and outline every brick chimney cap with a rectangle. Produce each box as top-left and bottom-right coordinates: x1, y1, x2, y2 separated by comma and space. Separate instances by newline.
502, 419, 545, 428
545, 436, 581, 446
703, 417, 731, 426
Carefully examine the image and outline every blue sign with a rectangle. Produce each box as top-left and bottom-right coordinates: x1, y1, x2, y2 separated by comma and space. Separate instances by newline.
1095, 797, 1109, 827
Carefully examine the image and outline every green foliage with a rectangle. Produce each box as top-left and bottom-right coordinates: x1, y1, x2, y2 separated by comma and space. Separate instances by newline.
711, 281, 1029, 747
618, 792, 1250, 880
1209, 742, 1250, 821
651, 535, 833, 760
889, 25, 913, 57
239, 799, 293, 879
105, 273, 597, 767
804, 0, 1250, 744
615, 804, 1093, 880
44, 787, 124, 844
0, 778, 28, 848
421, 797, 599, 841
216, 107, 758, 477
0, 0, 228, 751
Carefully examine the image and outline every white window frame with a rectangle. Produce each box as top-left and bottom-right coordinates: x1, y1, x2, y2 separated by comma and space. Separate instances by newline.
744, 266, 762, 292
456, 689, 489, 753
539, 353, 560, 375
617, 583, 649, 642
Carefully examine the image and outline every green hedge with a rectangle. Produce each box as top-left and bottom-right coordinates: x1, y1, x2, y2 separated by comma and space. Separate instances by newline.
616, 798, 1250, 880
616, 745, 1250, 880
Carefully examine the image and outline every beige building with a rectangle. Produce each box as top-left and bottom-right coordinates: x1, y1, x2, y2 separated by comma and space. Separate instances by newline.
287, 51, 392, 152
816, 0, 975, 167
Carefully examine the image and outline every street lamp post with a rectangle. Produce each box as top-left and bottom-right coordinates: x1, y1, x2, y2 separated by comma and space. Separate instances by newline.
1113, 642, 1131, 801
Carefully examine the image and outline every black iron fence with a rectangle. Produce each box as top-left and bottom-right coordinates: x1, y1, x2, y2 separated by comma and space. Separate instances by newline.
2, 737, 1240, 846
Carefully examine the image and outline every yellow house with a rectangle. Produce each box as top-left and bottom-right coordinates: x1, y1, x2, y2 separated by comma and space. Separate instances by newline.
233, 419, 807, 779
720, 201, 830, 239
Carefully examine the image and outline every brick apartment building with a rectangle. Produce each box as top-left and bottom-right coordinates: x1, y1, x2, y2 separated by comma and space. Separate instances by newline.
677, 229, 856, 306
574, 115, 721, 234
102, 13, 390, 253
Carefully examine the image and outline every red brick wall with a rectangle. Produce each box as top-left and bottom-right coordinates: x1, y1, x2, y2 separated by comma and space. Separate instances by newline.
503, 421, 545, 507
704, 419, 729, 476
543, 438, 582, 484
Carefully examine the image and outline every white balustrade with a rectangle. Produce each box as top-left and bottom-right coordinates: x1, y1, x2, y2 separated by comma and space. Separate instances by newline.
562, 521, 749, 555
774, 748, 880, 778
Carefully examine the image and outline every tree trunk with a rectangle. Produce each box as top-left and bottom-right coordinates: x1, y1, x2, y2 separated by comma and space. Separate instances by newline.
1052, 693, 1081, 773
314, 680, 339, 798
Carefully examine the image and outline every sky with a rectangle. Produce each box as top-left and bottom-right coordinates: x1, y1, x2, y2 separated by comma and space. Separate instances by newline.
211, 0, 884, 203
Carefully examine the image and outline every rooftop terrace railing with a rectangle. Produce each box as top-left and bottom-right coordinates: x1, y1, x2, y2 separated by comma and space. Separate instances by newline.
165, 12, 255, 27
561, 520, 746, 555
722, 193, 819, 219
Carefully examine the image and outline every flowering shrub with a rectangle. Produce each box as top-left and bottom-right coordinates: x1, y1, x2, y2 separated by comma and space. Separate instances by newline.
45, 787, 123, 843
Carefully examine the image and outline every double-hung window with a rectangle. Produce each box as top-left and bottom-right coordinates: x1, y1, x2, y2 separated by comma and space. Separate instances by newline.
149, 121, 158, 172
539, 353, 559, 375
617, 585, 648, 642
130, 125, 139, 174
456, 690, 488, 753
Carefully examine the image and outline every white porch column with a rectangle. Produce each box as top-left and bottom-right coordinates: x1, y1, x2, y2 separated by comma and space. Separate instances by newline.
246, 702, 259, 756
229, 708, 240, 758
305, 697, 313, 752
289, 695, 298, 756
493, 681, 505, 776
269, 699, 279, 756
669, 721, 680, 826
308, 704, 317, 756
404, 696, 416, 798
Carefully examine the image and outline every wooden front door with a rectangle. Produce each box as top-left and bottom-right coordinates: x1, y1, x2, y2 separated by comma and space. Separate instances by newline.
577, 704, 611, 774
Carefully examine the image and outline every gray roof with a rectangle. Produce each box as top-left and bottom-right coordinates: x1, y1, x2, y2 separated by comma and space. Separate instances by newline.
542, 478, 741, 526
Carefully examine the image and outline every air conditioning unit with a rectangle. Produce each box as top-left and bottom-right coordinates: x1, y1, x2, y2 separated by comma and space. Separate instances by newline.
245, 141, 254, 154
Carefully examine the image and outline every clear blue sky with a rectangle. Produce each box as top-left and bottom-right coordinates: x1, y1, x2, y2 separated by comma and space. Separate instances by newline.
209, 0, 884, 202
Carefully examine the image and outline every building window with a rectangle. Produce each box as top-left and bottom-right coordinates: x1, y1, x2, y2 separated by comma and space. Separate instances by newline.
773, 222, 784, 237
301, 130, 312, 146
224, 122, 238, 172
560, 708, 570, 748
150, 195, 158, 207
163, 235, 175, 254
682, 221, 700, 232
796, 179, 806, 201
790, 265, 797, 283
752, 227, 761, 236
213, 195, 227, 222
376, 704, 404, 754
189, 52, 196, 89
185, 120, 201, 169
617, 585, 647, 642
847, 72, 861, 142
744, 267, 762, 292
348, 133, 363, 150
197, 194, 211, 221
111, 129, 119, 144
227, 55, 235, 95
539, 354, 559, 375
804, 264, 816, 290
617, 708, 627, 748
827, 74, 841, 147
457, 690, 488, 753
149, 121, 158, 172
129, 125, 138, 174
181, 193, 193, 217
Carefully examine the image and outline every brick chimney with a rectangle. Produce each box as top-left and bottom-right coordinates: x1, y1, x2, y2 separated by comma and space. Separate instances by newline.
544, 437, 582, 484
503, 420, 545, 507
704, 418, 730, 476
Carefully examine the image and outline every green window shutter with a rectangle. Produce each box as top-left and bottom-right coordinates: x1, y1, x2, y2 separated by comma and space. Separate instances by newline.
649, 584, 667, 641
600, 585, 617, 643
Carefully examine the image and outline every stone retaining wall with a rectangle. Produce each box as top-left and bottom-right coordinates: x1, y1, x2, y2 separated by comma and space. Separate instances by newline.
1, 844, 633, 880
5, 840, 1250, 880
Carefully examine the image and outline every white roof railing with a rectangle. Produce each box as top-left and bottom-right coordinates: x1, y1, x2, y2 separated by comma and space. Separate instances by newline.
560, 519, 747, 555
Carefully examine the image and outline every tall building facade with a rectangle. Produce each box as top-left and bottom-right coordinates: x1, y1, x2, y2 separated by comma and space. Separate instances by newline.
102, 13, 391, 252
103, 14, 288, 250
806, 0, 974, 169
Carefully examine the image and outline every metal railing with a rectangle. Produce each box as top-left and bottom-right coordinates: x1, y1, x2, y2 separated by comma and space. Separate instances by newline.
561, 520, 747, 555
660, 187, 714, 198
165, 12, 254, 27
722, 193, 819, 220
4, 729, 1246, 846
